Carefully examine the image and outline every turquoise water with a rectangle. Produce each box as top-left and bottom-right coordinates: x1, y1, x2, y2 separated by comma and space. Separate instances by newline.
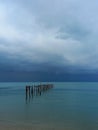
0, 82, 98, 129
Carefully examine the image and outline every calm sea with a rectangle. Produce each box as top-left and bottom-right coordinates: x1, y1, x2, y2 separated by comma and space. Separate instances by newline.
0, 82, 98, 130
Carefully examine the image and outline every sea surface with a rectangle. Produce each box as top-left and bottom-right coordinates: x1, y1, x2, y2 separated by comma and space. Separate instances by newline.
0, 82, 98, 130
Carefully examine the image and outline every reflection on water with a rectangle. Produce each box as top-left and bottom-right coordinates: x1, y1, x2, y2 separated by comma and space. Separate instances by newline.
25, 87, 42, 103
25, 84, 53, 103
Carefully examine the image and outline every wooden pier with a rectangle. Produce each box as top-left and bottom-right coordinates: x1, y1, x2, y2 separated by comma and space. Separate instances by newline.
25, 83, 53, 100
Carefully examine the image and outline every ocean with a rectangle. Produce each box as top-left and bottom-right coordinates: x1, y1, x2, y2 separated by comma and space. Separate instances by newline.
0, 82, 98, 130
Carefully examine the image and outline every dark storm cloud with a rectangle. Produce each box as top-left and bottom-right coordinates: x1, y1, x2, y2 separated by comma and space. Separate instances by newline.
0, 0, 98, 76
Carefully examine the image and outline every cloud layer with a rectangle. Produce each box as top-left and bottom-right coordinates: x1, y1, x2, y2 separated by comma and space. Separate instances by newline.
0, 0, 98, 73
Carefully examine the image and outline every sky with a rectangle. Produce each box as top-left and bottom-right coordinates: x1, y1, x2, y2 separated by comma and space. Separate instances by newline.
0, 0, 98, 81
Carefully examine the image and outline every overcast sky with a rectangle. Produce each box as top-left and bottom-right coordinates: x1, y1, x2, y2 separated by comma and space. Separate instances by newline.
0, 0, 98, 78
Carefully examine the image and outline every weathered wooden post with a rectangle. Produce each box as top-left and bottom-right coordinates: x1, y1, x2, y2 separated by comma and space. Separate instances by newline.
31, 85, 34, 97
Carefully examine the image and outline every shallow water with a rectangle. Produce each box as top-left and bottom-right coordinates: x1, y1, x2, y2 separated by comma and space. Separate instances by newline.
0, 82, 98, 130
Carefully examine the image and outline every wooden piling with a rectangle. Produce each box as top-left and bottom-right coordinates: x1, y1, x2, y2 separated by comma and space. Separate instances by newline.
25, 83, 53, 100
